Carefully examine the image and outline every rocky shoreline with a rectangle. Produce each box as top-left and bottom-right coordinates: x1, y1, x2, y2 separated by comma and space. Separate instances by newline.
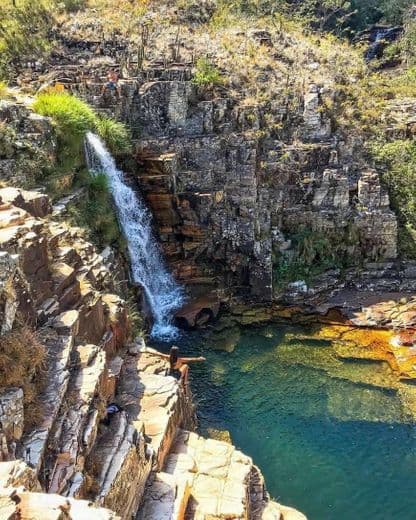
0, 188, 305, 519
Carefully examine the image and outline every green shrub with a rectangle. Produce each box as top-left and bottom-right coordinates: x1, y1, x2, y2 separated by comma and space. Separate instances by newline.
273, 227, 357, 291
0, 1, 54, 79
193, 57, 224, 88
33, 90, 97, 196
96, 116, 132, 156
67, 171, 123, 249
372, 139, 416, 257
33, 91, 97, 156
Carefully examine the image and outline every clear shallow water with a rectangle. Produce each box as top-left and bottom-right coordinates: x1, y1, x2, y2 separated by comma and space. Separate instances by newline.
154, 324, 416, 520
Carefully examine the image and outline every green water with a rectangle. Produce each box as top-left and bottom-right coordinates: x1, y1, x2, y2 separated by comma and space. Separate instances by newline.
154, 324, 416, 520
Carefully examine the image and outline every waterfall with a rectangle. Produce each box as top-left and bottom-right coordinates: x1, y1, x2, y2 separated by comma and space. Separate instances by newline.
365, 27, 400, 62
84, 132, 184, 339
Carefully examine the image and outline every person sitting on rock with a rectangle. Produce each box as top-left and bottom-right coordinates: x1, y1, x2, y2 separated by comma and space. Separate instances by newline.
102, 70, 120, 97
102, 402, 123, 426
156, 346, 206, 391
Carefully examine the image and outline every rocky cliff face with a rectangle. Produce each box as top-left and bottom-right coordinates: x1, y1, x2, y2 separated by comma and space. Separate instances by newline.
0, 187, 305, 519
0, 98, 56, 188
31, 11, 399, 307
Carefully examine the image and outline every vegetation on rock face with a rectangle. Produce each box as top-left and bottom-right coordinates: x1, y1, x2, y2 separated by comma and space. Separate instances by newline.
95, 117, 132, 156
192, 57, 224, 88
32, 90, 130, 198
67, 171, 123, 249
33, 91, 97, 157
273, 228, 357, 290
373, 140, 416, 258
33, 91, 131, 159
32, 90, 97, 198
0, 326, 46, 430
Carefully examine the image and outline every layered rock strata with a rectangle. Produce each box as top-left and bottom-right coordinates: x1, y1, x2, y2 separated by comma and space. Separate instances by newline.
0, 189, 303, 519
21, 17, 399, 303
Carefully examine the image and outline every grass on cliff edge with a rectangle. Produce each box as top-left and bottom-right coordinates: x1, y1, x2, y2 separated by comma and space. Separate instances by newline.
32, 91, 130, 197
0, 326, 46, 431
33, 90, 131, 159
33, 91, 97, 156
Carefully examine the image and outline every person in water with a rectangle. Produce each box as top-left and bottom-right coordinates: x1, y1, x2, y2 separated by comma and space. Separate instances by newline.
156, 346, 206, 390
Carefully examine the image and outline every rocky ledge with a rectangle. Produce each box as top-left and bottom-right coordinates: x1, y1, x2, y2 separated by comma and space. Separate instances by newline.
0, 188, 305, 519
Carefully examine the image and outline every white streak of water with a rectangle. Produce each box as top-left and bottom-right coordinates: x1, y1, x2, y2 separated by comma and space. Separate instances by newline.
84, 132, 184, 339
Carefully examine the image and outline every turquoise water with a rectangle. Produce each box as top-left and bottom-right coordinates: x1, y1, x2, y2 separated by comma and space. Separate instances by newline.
153, 324, 416, 520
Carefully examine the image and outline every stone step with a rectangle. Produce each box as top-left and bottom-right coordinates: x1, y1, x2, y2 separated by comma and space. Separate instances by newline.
0, 459, 40, 491
53, 245, 83, 269
52, 188, 85, 217
136, 471, 192, 520
0, 206, 30, 229
0, 187, 51, 218
117, 350, 195, 472
173, 430, 253, 520
141, 429, 253, 520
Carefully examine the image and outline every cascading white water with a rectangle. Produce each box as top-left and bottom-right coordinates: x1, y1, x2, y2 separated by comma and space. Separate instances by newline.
84, 132, 184, 339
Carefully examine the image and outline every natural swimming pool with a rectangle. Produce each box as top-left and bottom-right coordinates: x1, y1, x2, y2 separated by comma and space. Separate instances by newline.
153, 323, 416, 520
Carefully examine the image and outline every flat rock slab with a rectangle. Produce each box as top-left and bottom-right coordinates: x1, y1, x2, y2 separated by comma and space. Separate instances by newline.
0, 490, 119, 519
141, 429, 253, 520
0, 187, 51, 218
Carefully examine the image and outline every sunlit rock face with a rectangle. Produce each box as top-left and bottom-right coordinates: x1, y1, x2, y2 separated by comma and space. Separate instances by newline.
0, 189, 146, 518
63, 74, 396, 304
0, 188, 296, 520
0, 101, 56, 187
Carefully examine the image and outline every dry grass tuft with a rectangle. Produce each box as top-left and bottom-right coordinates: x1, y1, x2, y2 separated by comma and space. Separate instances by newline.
0, 326, 46, 430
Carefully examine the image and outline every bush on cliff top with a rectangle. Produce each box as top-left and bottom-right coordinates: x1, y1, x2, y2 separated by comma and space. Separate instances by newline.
33, 91, 97, 155
33, 91, 131, 158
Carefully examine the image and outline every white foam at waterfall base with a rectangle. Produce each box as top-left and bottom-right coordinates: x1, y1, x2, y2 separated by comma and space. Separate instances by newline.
84, 132, 184, 340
